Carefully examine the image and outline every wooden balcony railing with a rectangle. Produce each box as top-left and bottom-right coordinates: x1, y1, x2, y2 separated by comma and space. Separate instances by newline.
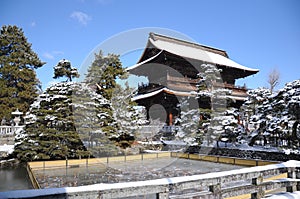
137, 74, 248, 97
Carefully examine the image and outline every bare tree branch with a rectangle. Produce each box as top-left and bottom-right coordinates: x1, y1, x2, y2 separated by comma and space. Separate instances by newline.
268, 68, 280, 94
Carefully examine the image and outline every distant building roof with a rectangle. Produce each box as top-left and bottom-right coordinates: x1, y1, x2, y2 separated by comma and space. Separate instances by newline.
127, 32, 259, 75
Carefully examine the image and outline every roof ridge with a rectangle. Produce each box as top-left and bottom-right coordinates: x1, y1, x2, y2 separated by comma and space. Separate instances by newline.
149, 32, 229, 57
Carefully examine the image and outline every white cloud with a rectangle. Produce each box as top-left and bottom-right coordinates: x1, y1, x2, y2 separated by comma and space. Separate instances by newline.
70, 11, 91, 25
43, 51, 64, 60
30, 21, 36, 27
53, 51, 64, 55
97, 0, 111, 4
43, 52, 54, 60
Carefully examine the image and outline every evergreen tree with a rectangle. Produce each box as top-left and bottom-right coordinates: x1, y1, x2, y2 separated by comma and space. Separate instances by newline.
110, 82, 148, 148
13, 82, 116, 161
72, 82, 119, 157
53, 59, 79, 82
0, 25, 45, 122
197, 64, 230, 111
196, 64, 231, 146
175, 97, 202, 145
84, 51, 124, 100
84, 51, 143, 152
240, 80, 300, 149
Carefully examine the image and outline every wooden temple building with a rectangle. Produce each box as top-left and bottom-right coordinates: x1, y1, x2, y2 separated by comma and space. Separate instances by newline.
127, 33, 259, 125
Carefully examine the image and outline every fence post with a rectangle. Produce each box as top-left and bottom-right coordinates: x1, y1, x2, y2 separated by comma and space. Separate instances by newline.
296, 167, 300, 191
209, 183, 221, 199
65, 157, 68, 167
251, 175, 264, 199
287, 167, 296, 192
156, 192, 169, 199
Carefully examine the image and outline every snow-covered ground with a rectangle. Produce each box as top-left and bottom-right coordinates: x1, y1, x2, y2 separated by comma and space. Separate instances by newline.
0, 144, 14, 154
263, 191, 300, 199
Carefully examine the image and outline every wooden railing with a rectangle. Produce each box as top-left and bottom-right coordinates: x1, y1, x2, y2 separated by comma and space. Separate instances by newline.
137, 74, 248, 96
0, 125, 24, 135
1, 160, 300, 199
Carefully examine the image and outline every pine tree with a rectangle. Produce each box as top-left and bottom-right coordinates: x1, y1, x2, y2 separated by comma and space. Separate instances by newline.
110, 82, 148, 148
72, 82, 119, 158
175, 97, 202, 145
53, 59, 79, 82
13, 82, 114, 161
84, 51, 124, 100
196, 64, 231, 146
0, 25, 45, 122
241, 80, 300, 149
83, 51, 141, 152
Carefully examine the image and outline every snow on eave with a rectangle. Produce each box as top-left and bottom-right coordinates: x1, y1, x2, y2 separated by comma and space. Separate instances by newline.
126, 50, 163, 72
132, 87, 193, 101
228, 95, 247, 101
132, 87, 246, 102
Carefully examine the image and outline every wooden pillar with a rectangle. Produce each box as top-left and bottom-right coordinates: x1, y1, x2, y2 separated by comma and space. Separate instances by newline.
146, 105, 150, 120
169, 112, 173, 126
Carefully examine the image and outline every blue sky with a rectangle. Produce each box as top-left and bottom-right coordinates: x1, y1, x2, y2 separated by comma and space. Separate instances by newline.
1, 0, 299, 90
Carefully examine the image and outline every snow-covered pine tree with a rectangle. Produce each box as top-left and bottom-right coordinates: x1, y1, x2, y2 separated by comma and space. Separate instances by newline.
14, 82, 91, 161
174, 97, 202, 145
84, 51, 149, 153
71, 82, 119, 157
196, 64, 231, 146
244, 80, 300, 149
110, 82, 148, 149
84, 51, 124, 100
265, 80, 300, 148
14, 80, 123, 161
0, 25, 45, 122
53, 59, 79, 82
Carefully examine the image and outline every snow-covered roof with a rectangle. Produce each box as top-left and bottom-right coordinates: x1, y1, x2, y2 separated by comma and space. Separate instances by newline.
127, 33, 259, 73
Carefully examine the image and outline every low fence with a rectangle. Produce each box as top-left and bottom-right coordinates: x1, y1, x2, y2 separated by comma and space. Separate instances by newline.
171, 152, 279, 166
27, 152, 171, 189
26, 152, 279, 190
2, 160, 300, 199
0, 125, 24, 135
28, 152, 171, 171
